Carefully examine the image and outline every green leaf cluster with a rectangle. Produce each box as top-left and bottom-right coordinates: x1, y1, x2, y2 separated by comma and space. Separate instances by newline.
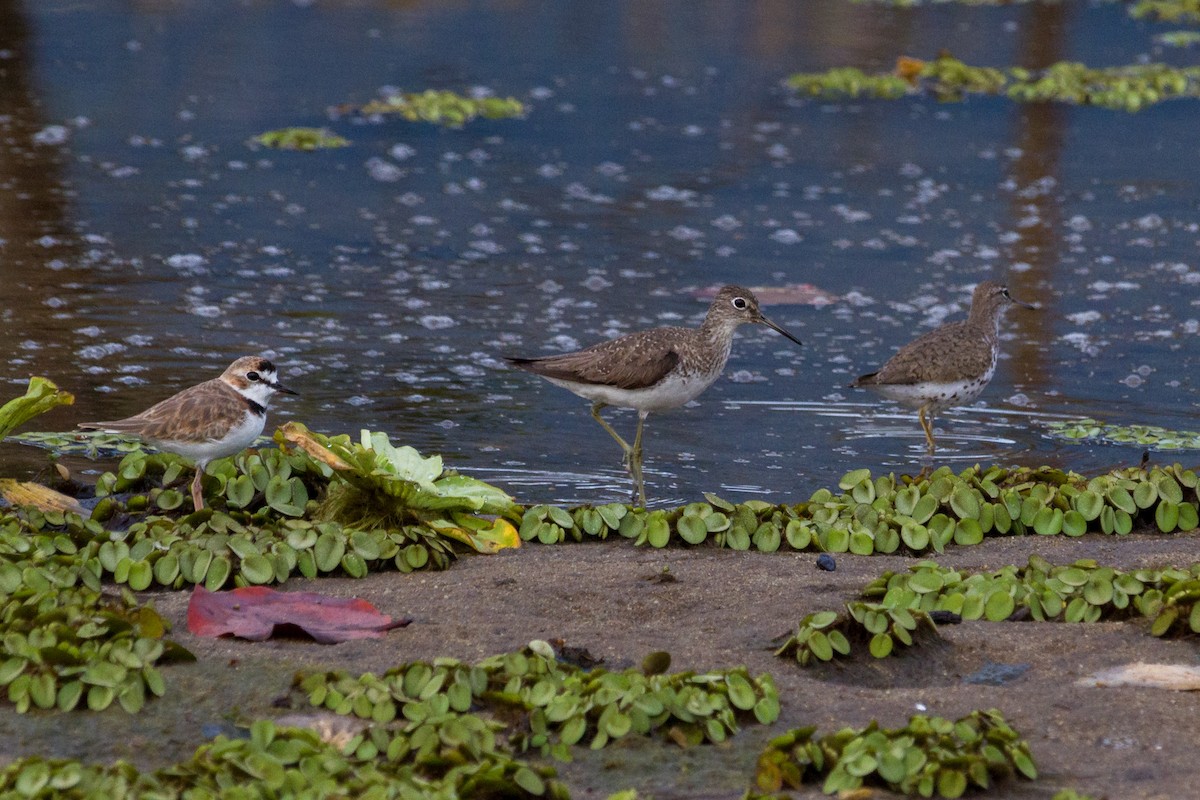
751, 710, 1036, 798
778, 556, 1200, 666
359, 90, 525, 127
277, 425, 515, 529
0, 719, 566, 799
776, 604, 938, 665
296, 641, 779, 761
787, 55, 1200, 112
523, 464, 1200, 554
0, 585, 186, 714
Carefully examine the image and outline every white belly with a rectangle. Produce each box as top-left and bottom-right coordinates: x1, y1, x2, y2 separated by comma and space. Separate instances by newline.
546, 370, 720, 413
153, 412, 266, 467
872, 373, 993, 413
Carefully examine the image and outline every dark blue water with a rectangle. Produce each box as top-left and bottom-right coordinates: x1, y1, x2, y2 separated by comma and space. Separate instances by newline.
2, 0, 1197, 505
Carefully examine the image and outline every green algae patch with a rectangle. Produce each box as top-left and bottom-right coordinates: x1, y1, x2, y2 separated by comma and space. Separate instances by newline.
751, 710, 1036, 798
353, 89, 525, 127
294, 640, 779, 761
251, 127, 350, 150
787, 55, 1200, 111
777, 556, 1200, 667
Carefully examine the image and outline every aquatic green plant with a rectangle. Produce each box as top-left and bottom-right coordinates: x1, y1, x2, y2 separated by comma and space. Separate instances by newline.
1131, 0, 1200, 23
0, 377, 74, 440
521, 463, 1200, 554
279, 423, 519, 554
295, 640, 779, 761
751, 710, 1037, 798
778, 556, 1200, 665
251, 127, 350, 150
0, 585, 188, 714
787, 55, 1200, 112
0, 425, 521, 595
1048, 418, 1200, 449
0, 378, 79, 510
0, 719, 567, 799
357, 90, 525, 127
1157, 30, 1200, 47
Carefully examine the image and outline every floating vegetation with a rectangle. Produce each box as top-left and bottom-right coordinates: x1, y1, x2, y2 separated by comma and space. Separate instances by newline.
751, 710, 1037, 798
295, 640, 779, 761
352, 90, 526, 127
0, 585, 189, 714
777, 556, 1200, 666
522, 463, 1200, 554
1157, 30, 1200, 47
0, 719, 567, 799
1131, 0, 1200, 23
251, 127, 350, 150
1048, 418, 1200, 450
786, 54, 1200, 112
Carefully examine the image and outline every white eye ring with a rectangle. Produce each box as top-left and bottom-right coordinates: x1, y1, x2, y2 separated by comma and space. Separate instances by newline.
732, 296, 748, 310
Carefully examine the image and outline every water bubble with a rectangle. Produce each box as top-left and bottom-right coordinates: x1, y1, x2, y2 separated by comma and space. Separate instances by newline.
389, 144, 416, 160
366, 157, 404, 182
769, 229, 802, 245
166, 253, 207, 270
32, 125, 69, 146
78, 342, 127, 360
419, 315, 456, 330
645, 185, 696, 202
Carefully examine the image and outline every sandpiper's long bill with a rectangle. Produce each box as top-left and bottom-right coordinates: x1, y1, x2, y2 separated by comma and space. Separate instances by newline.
851, 281, 1032, 455
506, 285, 803, 507
78, 356, 296, 511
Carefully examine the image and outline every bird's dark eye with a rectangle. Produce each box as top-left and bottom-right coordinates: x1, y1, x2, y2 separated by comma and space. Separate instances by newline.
247, 371, 261, 382
732, 297, 748, 310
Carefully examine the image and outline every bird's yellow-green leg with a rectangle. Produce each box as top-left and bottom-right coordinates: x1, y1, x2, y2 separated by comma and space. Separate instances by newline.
590, 402, 632, 454
628, 412, 648, 508
191, 468, 206, 511
590, 402, 641, 504
918, 405, 937, 455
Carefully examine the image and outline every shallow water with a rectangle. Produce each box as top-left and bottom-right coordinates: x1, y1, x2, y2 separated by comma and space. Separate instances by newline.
1, 0, 1197, 506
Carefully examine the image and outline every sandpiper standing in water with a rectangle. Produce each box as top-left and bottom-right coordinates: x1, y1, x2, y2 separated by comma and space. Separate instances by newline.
851, 280, 1032, 455
506, 285, 803, 507
78, 356, 296, 511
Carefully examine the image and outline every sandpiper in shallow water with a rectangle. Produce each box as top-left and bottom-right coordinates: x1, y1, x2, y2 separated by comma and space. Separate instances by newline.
506, 285, 803, 507
851, 281, 1032, 455
78, 356, 296, 511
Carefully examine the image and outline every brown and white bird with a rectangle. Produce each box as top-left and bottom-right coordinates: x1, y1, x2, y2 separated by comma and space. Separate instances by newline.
78, 356, 296, 511
506, 285, 803, 507
851, 281, 1032, 454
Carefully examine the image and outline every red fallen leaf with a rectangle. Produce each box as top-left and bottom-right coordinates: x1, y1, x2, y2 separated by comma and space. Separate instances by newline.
692, 283, 838, 306
187, 585, 410, 644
